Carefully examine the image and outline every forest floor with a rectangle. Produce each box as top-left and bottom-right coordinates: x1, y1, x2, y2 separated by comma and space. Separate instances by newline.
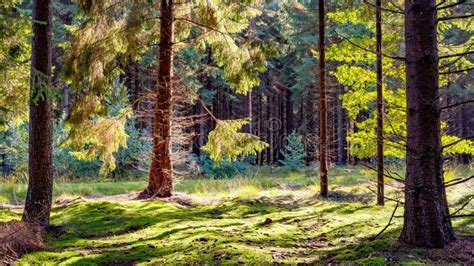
1, 165, 473, 264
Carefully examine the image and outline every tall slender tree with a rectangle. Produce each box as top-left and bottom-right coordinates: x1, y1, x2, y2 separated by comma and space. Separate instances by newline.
375, 0, 384, 206
318, 0, 328, 198
143, 0, 174, 197
400, 0, 454, 247
22, 0, 54, 226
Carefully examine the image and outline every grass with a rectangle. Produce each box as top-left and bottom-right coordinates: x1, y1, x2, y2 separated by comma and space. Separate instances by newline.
1, 165, 473, 264
0, 165, 377, 205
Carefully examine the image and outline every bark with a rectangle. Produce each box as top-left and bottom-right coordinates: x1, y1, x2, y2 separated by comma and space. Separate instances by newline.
376, 0, 384, 206
23, 0, 54, 226
318, 0, 328, 198
144, 0, 174, 198
244, 91, 252, 133
286, 86, 294, 135
459, 97, 471, 164
336, 86, 346, 165
399, 0, 454, 247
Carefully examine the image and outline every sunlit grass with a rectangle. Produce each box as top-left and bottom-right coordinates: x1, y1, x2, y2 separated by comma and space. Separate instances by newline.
1, 164, 473, 264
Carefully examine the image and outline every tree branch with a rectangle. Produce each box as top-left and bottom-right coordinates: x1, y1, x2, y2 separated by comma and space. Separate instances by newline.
362, 0, 404, 14
442, 136, 474, 151
440, 99, 474, 111
450, 196, 473, 216
439, 50, 474, 59
437, 0, 466, 10
450, 214, 474, 218
362, 163, 405, 183
366, 186, 405, 204
444, 175, 474, 188
440, 66, 474, 75
333, 30, 406, 61
370, 201, 400, 240
438, 14, 474, 22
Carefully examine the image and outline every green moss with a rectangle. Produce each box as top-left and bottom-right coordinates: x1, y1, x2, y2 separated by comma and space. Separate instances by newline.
356, 256, 386, 265
1, 165, 472, 264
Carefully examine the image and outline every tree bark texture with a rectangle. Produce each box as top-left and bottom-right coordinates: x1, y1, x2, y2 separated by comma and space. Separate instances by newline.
23, 0, 54, 226
400, 0, 454, 247
376, 0, 384, 206
145, 0, 174, 198
318, 0, 328, 198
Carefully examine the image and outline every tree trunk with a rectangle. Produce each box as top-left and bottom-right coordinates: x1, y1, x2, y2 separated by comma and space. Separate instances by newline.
144, 0, 174, 198
286, 86, 294, 135
336, 86, 346, 165
400, 0, 454, 247
23, 0, 54, 226
375, 0, 384, 206
318, 0, 328, 198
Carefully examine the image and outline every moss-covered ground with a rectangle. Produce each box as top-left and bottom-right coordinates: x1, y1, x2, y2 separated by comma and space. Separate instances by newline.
1, 165, 473, 264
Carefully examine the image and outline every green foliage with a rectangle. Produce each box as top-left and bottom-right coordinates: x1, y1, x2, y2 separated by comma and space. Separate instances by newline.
201, 118, 268, 164
199, 156, 251, 179
0, 123, 29, 173
64, 107, 132, 175
0, 1, 31, 129
327, 3, 474, 159
113, 119, 152, 177
279, 131, 305, 171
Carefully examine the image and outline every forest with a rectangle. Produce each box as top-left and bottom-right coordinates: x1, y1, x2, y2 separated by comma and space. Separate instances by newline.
0, 0, 473, 264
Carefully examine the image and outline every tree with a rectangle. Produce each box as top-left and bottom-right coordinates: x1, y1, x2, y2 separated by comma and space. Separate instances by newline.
22, 0, 54, 226
144, 0, 174, 197
279, 131, 305, 171
65, 1, 269, 196
318, 0, 328, 198
399, 0, 454, 247
375, 0, 384, 205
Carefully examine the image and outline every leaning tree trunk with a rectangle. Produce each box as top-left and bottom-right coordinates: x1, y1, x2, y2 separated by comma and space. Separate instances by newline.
23, 0, 54, 226
318, 0, 328, 198
144, 0, 174, 198
375, 0, 384, 206
399, 0, 454, 247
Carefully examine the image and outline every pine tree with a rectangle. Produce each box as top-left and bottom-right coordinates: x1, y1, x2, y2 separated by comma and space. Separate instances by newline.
22, 0, 54, 226
400, 0, 457, 248
279, 131, 305, 171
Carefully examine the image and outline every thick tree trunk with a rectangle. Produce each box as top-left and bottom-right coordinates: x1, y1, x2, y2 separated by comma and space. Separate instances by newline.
375, 0, 384, 206
23, 0, 54, 226
144, 0, 174, 198
400, 0, 454, 247
318, 0, 328, 198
